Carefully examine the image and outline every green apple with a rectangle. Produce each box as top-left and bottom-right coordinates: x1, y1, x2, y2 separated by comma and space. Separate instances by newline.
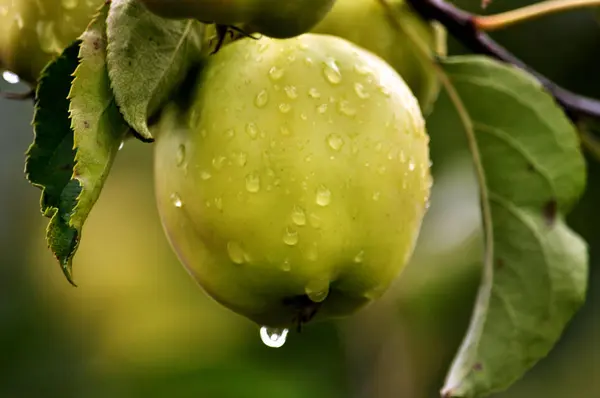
154, 33, 431, 328
139, 0, 337, 38
0, 0, 101, 84
312, 0, 445, 114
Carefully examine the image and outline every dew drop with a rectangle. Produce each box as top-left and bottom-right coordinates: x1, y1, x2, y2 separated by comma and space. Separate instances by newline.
284, 85, 298, 99
2, 71, 20, 84
378, 85, 391, 97
354, 63, 372, 75
170, 193, 183, 208
354, 82, 370, 99
292, 205, 306, 226
214, 196, 223, 210
234, 151, 248, 167
268, 66, 284, 80
316, 185, 331, 207
283, 227, 299, 246
246, 123, 259, 139
212, 155, 226, 170
245, 173, 261, 193
254, 89, 269, 108
118, 141, 124, 151
317, 104, 328, 114
337, 100, 357, 116
305, 279, 329, 303
323, 59, 342, 84
227, 241, 245, 264
260, 326, 288, 348
354, 250, 365, 263
200, 171, 212, 180
308, 88, 321, 99
281, 259, 292, 272
408, 159, 416, 171
279, 103, 291, 113
327, 134, 344, 151
258, 42, 269, 53
280, 125, 292, 136
176, 144, 186, 166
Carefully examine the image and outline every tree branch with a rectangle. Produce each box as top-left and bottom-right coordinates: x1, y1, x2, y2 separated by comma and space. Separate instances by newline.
405, 0, 600, 121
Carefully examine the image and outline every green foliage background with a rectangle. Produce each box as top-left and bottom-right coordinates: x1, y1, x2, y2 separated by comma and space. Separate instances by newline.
0, 0, 597, 397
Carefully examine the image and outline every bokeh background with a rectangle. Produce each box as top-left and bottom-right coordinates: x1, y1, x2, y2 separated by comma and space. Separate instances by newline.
0, 0, 598, 397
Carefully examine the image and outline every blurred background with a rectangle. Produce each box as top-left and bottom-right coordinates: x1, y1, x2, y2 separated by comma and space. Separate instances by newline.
0, 0, 598, 397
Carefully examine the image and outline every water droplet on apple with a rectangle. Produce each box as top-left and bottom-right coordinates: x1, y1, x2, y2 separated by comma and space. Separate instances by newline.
245, 173, 261, 193
268, 66, 284, 80
308, 87, 321, 99
170, 193, 183, 208
254, 89, 269, 108
305, 279, 329, 303
279, 103, 291, 113
323, 59, 342, 84
246, 123, 259, 139
354, 82, 370, 99
284, 85, 298, 99
214, 196, 223, 210
337, 100, 356, 116
283, 227, 299, 246
227, 241, 245, 264
327, 134, 344, 151
316, 185, 331, 207
292, 206, 306, 226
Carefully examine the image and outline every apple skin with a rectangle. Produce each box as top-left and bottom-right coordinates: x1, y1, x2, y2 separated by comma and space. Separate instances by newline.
312, 0, 446, 114
154, 33, 431, 328
0, 0, 101, 84
139, 0, 337, 38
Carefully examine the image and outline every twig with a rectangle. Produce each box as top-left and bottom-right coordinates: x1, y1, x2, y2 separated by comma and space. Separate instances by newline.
405, 0, 600, 122
475, 0, 600, 31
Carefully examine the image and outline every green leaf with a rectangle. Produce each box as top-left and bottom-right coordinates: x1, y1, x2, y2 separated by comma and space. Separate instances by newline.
63, 2, 130, 281
439, 56, 588, 398
106, 0, 204, 142
25, 40, 82, 285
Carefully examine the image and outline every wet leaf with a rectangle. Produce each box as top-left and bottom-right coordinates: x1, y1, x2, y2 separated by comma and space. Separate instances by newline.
106, 0, 204, 141
439, 56, 588, 398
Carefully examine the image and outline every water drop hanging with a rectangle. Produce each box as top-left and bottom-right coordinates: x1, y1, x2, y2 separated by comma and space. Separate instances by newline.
260, 326, 289, 348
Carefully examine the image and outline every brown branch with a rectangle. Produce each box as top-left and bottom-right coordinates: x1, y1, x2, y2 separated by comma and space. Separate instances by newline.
405, 0, 600, 122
